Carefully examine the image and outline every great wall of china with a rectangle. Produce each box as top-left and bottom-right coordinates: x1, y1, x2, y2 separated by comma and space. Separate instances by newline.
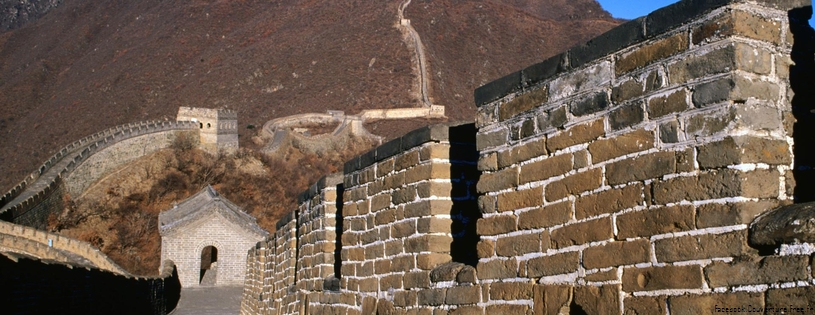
1, 0, 814, 314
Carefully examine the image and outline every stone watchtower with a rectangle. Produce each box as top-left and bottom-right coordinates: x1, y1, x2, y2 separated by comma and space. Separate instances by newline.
177, 107, 239, 154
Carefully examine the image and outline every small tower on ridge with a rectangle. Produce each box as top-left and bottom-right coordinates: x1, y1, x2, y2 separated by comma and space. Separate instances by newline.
177, 107, 239, 154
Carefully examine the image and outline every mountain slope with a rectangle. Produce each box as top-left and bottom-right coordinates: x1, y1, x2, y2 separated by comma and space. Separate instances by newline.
0, 0, 619, 191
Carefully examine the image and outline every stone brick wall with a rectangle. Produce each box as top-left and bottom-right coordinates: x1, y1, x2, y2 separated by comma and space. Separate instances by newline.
241, 0, 815, 314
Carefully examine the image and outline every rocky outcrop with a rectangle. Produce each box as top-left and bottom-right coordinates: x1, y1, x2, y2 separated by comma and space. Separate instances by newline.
0, 0, 62, 31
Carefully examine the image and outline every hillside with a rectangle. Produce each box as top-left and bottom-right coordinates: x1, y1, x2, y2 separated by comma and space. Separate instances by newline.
0, 0, 619, 192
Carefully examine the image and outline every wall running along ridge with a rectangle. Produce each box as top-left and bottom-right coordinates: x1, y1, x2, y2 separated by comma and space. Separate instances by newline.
241, 0, 815, 313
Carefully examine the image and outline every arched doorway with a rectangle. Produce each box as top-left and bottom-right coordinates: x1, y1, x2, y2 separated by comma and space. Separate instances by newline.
199, 245, 218, 285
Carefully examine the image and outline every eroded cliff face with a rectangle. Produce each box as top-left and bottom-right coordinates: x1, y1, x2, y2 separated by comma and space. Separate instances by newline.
0, 0, 62, 31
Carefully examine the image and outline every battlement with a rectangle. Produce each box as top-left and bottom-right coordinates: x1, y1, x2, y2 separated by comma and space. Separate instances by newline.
177, 107, 239, 154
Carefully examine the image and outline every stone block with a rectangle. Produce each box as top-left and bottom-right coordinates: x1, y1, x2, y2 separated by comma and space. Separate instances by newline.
405, 235, 453, 253
669, 43, 772, 84
497, 137, 547, 168
405, 271, 431, 289
476, 128, 509, 151
391, 220, 417, 238
583, 239, 651, 269
477, 153, 498, 172
622, 265, 703, 292
416, 181, 453, 199
692, 75, 780, 108
499, 87, 548, 121
668, 292, 764, 315
476, 215, 517, 236
477, 166, 519, 193
477, 239, 495, 258
418, 288, 447, 306
485, 305, 530, 314
624, 296, 667, 315
696, 200, 780, 229
536, 106, 568, 131
519, 153, 573, 184
606, 151, 677, 185
395, 150, 421, 172
550, 217, 613, 249
392, 255, 415, 271
612, 77, 645, 103
496, 232, 546, 257
521, 118, 536, 138
476, 258, 517, 279
394, 291, 418, 307
518, 201, 572, 230
420, 143, 450, 161
652, 169, 779, 204
430, 262, 465, 282
697, 136, 791, 169
766, 287, 815, 312
533, 284, 573, 315
704, 255, 809, 288
659, 120, 681, 143
616, 32, 688, 75
445, 285, 480, 305
570, 91, 610, 117
417, 253, 452, 270
405, 200, 453, 217
692, 10, 782, 45
573, 285, 620, 315
527, 251, 580, 277
545, 168, 602, 202
490, 282, 534, 300
648, 89, 689, 118
391, 186, 416, 205
583, 269, 618, 282
549, 61, 612, 101
588, 129, 655, 163
449, 306, 484, 315
609, 102, 646, 131
497, 187, 543, 211
416, 217, 452, 234
616, 205, 695, 239
575, 184, 643, 219
546, 118, 605, 153
655, 230, 755, 263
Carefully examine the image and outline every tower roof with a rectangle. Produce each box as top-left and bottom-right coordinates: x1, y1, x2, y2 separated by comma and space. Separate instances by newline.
158, 185, 267, 237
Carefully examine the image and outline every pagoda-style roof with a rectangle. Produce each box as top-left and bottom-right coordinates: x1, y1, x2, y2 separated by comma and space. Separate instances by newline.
158, 185, 268, 237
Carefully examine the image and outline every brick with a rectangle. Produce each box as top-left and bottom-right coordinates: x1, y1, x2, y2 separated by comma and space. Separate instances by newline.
527, 251, 579, 277
396, 150, 421, 171
697, 136, 791, 169
622, 265, 703, 292
497, 186, 543, 211
391, 220, 417, 238
575, 184, 643, 219
573, 285, 620, 315
477, 166, 518, 193
648, 89, 689, 118
616, 32, 688, 75
655, 230, 756, 263
533, 284, 573, 315
418, 288, 447, 306
499, 87, 548, 121
430, 262, 465, 282
490, 282, 534, 300
766, 287, 815, 312
496, 233, 545, 257
371, 194, 391, 212
659, 120, 681, 143
610, 102, 646, 131
417, 253, 452, 270
704, 255, 809, 288
583, 239, 651, 269
684, 107, 733, 138
624, 296, 667, 315
669, 43, 772, 84
583, 269, 618, 282
692, 75, 780, 108
570, 91, 610, 117
405, 235, 453, 253
485, 305, 529, 314
652, 169, 779, 204
477, 239, 495, 258
669, 292, 764, 315
476, 215, 517, 236
606, 151, 678, 185
518, 201, 572, 230
391, 186, 416, 205
380, 274, 403, 290
359, 277, 378, 292
456, 266, 477, 284
392, 255, 415, 271
588, 129, 655, 163
446, 285, 480, 305
551, 217, 613, 249
405, 271, 431, 289
478, 153, 498, 172
477, 128, 509, 151
612, 77, 645, 103
537, 106, 568, 131
692, 10, 782, 45
549, 61, 612, 101
405, 200, 453, 217
417, 181, 453, 198
521, 118, 536, 138
546, 119, 605, 152
417, 217, 452, 234
573, 150, 589, 169
497, 137, 547, 168
476, 258, 517, 279
616, 205, 695, 239
696, 200, 781, 229
394, 291, 418, 307
545, 168, 602, 202
519, 153, 573, 184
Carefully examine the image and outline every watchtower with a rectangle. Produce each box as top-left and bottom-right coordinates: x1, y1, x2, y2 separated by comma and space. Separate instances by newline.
177, 107, 239, 154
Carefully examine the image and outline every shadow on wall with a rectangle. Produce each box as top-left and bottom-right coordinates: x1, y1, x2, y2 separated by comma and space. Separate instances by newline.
791, 6, 815, 202
448, 124, 481, 267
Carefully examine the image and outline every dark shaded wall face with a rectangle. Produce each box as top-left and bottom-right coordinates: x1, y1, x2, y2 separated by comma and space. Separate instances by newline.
448, 123, 481, 267
790, 6, 815, 202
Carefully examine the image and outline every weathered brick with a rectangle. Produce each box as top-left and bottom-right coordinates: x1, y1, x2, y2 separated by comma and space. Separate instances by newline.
616, 32, 688, 75
405, 200, 453, 217
477, 239, 495, 258
652, 169, 779, 204
446, 286, 481, 306
420, 143, 450, 161
404, 271, 431, 289
476, 215, 517, 236
669, 43, 772, 84
546, 119, 605, 152
476, 258, 517, 279
695, 200, 781, 228
588, 129, 655, 163
692, 10, 782, 45
405, 235, 453, 253
391, 255, 415, 271
478, 195, 497, 214
499, 87, 548, 121
624, 296, 668, 315
496, 232, 546, 257
659, 120, 681, 143
669, 292, 764, 315
655, 230, 755, 263
704, 255, 809, 288
616, 205, 695, 239
418, 288, 447, 306
478, 153, 498, 172
477, 166, 519, 193
609, 103, 646, 130
396, 150, 421, 171
684, 107, 733, 138
490, 282, 534, 300
527, 251, 580, 277
583, 239, 651, 269
533, 285, 573, 315
537, 106, 568, 131
550, 217, 613, 248
648, 89, 689, 118
417, 253, 452, 270
497, 186, 543, 211
519, 153, 573, 184
449, 306, 484, 315
477, 128, 509, 151
622, 265, 703, 292
545, 168, 602, 202
485, 305, 530, 314
606, 151, 677, 185
612, 77, 645, 103
394, 291, 419, 307
391, 186, 417, 205
584, 269, 618, 282
697, 136, 791, 169
416, 181, 453, 198
692, 75, 781, 108
518, 201, 572, 230
497, 137, 547, 168
417, 217, 452, 234
573, 285, 620, 315
575, 184, 643, 219
521, 118, 536, 138
570, 91, 610, 117
766, 287, 815, 312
